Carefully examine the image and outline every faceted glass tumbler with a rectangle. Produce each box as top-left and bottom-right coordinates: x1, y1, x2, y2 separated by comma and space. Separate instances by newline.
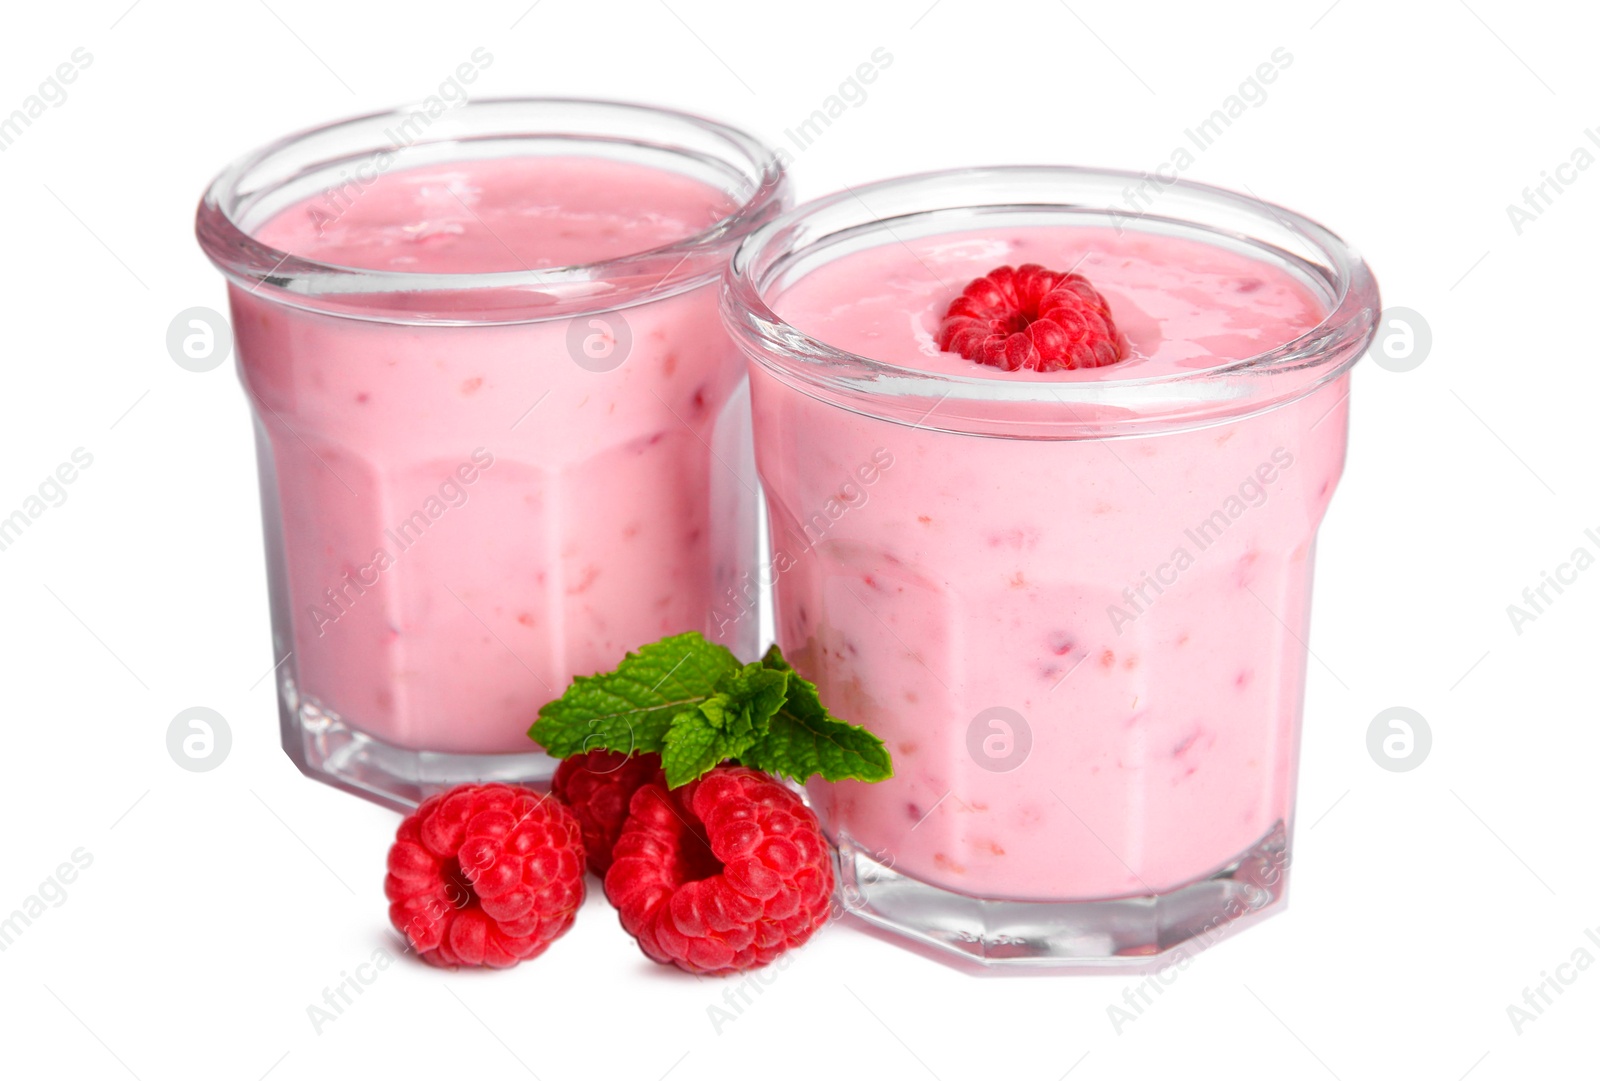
197, 100, 787, 809
721, 167, 1378, 968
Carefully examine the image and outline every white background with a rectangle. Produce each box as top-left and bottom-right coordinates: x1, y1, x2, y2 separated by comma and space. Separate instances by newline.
1, 1, 1595, 1078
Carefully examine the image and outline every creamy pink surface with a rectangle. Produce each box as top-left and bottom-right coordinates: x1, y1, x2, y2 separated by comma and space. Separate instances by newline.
254, 155, 734, 273
758, 226, 1347, 900
234, 156, 754, 755
778, 226, 1325, 380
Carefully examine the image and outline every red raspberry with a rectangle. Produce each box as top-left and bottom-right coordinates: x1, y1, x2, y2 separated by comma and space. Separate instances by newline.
937, 263, 1127, 372
551, 750, 664, 876
385, 783, 585, 968
604, 767, 835, 975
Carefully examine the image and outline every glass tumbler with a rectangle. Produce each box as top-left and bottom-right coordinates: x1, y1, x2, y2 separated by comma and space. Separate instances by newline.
196, 99, 786, 809
721, 167, 1377, 967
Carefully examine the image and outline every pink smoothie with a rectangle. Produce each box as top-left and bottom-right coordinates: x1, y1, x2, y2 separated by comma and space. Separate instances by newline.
757, 226, 1347, 901
232, 155, 755, 756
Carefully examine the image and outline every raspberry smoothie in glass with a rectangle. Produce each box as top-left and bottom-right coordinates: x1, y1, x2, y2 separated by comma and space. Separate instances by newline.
197, 100, 786, 808
722, 168, 1377, 967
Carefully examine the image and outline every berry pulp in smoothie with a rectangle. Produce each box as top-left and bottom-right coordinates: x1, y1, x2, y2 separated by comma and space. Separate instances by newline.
232, 155, 756, 756
757, 225, 1344, 900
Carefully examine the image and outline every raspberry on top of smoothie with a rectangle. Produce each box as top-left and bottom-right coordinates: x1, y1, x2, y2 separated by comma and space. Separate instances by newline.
937, 263, 1127, 372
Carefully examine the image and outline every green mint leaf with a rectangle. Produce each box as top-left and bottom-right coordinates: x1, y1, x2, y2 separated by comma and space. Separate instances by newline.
715, 662, 790, 733
660, 663, 790, 787
528, 632, 741, 758
742, 646, 894, 784
530, 633, 895, 789
660, 699, 736, 788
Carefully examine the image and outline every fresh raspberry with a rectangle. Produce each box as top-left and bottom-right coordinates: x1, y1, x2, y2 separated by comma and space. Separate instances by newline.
937, 263, 1127, 372
604, 767, 835, 975
552, 750, 664, 876
385, 783, 585, 968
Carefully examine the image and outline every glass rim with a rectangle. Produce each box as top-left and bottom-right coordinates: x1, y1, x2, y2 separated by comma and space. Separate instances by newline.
720, 165, 1380, 437
194, 96, 788, 321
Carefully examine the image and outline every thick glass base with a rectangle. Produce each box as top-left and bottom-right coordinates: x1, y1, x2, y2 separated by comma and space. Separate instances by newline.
277, 680, 553, 811
834, 823, 1289, 972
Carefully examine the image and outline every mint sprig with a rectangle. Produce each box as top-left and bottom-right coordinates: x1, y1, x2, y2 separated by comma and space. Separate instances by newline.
528, 632, 739, 759
529, 633, 893, 788
742, 647, 894, 785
